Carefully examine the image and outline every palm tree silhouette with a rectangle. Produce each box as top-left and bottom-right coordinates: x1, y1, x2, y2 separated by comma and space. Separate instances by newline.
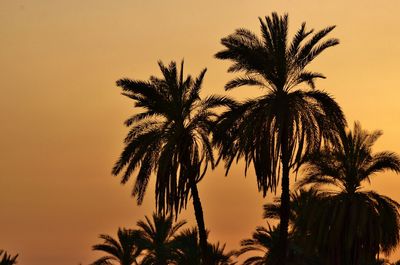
236, 225, 274, 265
264, 189, 323, 245
237, 223, 321, 265
214, 12, 345, 264
172, 228, 201, 265
136, 213, 186, 265
0, 250, 18, 265
91, 228, 141, 265
297, 122, 400, 265
172, 227, 236, 265
112, 60, 232, 263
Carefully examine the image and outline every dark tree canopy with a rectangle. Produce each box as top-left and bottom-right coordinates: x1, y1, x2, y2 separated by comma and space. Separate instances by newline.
298, 122, 400, 265
113, 60, 232, 215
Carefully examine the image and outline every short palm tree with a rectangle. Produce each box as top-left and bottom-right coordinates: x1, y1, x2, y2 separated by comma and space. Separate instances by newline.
208, 242, 236, 265
214, 12, 345, 264
0, 250, 18, 265
136, 213, 186, 265
91, 228, 141, 265
236, 225, 275, 265
237, 223, 321, 265
172, 228, 236, 265
297, 122, 400, 265
263, 188, 325, 251
172, 228, 201, 265
112, 60, 232, 263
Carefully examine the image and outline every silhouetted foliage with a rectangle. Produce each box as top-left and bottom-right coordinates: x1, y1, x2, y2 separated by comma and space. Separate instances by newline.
236, 223, 320, 265
106, 11, 400, 265
172, 228, 201, 265
264, 188, 325, 255
0, 251, 18, 265
135, 213, 186, 265
371, 259, 392, 265
113, 60, 233, 263
214, 12, 345, 264
91, 229, 141, 265
297, 122, 400, 265
172, 228, 236, 265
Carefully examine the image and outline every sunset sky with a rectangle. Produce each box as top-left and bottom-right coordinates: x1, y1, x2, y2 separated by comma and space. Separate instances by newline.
1, 1, 400, 264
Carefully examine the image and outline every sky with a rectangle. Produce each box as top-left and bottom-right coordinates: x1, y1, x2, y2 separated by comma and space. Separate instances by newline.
1, 0, 400, 264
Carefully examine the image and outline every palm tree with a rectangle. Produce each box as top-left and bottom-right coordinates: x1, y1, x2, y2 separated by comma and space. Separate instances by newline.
0, 250, 18, 265
136, 213, 186, 265
236, 225, 274, 265
112, 60, 231, 263
297, 122, 400, 265
172, 227, 236, 265
208, 243, 236, 265
237, 224, 319, 265
264, 188, 325, 253
214, 12, 345, 264
91, 228, 141, 265
172, 228, 201, 265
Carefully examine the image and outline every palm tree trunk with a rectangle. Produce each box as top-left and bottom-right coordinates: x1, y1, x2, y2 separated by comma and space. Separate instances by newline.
189, 176, 209, 265
279, 117, 290, 265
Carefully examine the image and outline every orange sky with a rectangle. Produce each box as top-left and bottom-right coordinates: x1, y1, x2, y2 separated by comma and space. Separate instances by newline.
1, 1, 400, 264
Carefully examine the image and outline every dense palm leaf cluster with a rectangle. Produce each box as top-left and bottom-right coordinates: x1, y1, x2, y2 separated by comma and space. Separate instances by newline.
172, 228, 235, 265
91, 214, 236, 265
214, 12, 344, 194
297, 123, 400, 265
91, 229, 141, 265
236, 223, 320, 265
112, 61, 231, 215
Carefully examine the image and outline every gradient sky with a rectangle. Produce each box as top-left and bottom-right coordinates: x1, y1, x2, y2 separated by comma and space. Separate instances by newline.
1, 1, 400, 264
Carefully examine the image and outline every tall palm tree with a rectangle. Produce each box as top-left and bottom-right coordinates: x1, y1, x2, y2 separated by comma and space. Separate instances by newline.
0, 250, 18, 265
297, 122, 400, 265
112, 60, 232, 263
136, 213, 186, 265
214, 12, 345, 264
91, 228, 141, 265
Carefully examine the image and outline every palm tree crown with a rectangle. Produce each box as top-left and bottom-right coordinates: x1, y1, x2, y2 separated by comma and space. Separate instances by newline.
214, 12, 345, 264
172, 228, 236, 265
91, 228, 141, 265
298, 122, 400, 264
113, 60, 231, 214
214, 12, 343, 194
136, 213, 186, 265
299, 122, 400, 194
